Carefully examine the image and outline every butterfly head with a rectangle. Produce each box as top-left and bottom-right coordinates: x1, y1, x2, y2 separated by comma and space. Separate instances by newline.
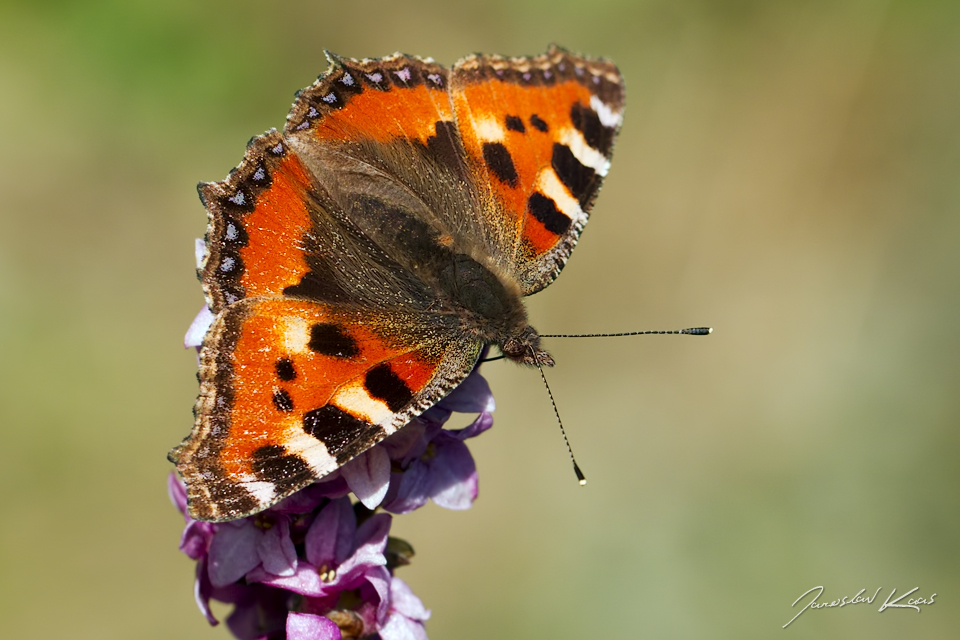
499, 324, 555, 367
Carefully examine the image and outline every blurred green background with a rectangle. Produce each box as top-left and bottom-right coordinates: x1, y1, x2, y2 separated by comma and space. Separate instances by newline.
1, 0, 957, 638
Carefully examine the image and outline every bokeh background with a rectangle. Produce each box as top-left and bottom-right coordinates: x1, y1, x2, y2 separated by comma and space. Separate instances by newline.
1, 1, 957, 638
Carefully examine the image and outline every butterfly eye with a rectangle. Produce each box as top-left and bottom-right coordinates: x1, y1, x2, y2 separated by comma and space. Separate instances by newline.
500, 337, 524, 359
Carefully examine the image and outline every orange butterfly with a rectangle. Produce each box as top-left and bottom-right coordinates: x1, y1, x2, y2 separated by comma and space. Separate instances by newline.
170, 46, 624, 521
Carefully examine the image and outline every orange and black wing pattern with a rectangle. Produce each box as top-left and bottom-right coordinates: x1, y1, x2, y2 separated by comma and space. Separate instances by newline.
172, 298, 479, 521
285, 52, 456, 150
177, 54, 484, 521
199, 53, 468, 315
174, 47, 623, 521
198, 130, 318, 313
450, 45, 624, 294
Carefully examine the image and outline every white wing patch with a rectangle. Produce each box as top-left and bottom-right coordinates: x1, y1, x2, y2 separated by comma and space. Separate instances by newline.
333, 383, 394, 427
560, 127, 611, 177
537, 168, 586, 224
472, 115, 506, 143
281, 316, 311, 353
590, 94, 623, 129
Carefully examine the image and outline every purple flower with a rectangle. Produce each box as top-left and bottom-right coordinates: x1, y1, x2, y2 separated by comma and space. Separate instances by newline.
168, 472, 214, 561
379, 372, 494, 514
170, 462, 454, 638
184, 304, 214, 349
247, 498, 390, 603
171, 475, 290, 636
380, 412, 493, 514
378, 578, 430, 640
286, 613, 342, 640
208, 513, 298, 587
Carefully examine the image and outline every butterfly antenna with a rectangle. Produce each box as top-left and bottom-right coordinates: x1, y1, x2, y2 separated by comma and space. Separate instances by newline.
540, 327, 713, 338
530, 347, 587, 486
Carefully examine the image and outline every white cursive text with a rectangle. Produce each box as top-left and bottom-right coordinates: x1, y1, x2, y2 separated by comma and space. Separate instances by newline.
783, 586, 935, 628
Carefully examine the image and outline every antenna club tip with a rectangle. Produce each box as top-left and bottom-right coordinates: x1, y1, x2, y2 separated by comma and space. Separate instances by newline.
574, 463, 586, 485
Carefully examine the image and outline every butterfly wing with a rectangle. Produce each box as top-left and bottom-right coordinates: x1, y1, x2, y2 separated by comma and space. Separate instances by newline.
173, 297, 479, 521
282, 53, 503, 287
449, 45, 625, 295
178, 56, 489, 520
198, 129, 319, 313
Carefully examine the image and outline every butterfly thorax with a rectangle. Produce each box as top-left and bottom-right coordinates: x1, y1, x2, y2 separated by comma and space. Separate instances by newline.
437, 252, 554, 367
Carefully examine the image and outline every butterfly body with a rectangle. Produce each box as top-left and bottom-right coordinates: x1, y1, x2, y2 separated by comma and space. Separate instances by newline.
172, 46, 623, 521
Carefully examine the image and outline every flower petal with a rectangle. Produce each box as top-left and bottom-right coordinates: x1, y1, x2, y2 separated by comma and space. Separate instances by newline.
304, 497, 355, 568
180, 520, 214, 560
194, 558, 219, 626
257, 518, 297, 577
379, 419, 427, 462
449, 411, 494, 441
379, 612, 429, 640
271, 478, 348, 514
286, 613, 342, 640
427, 437, 478, 510
223, 585, 289, 640
435, 371, 495, 413
208, 522, 262, 587
185, 305, 215, 349
194, 238, 206, 269
389, 577, 431, 621
365, 566, 392, 625
381, 462, 431, 515
332, 514, 390, 588
341, 446, 391, 509
247, 562, 327, 597
167, 471, 188, 517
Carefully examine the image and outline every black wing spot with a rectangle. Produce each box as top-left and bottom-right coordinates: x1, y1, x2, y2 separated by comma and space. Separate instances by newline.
552, 143, 597, 207
275, 358, 296, 381
308, 323, 360, 358
505, 115, 526, 133
570, 102, 611, 155
272, 389, 294, 413
302, 405, 383, 464
283, 261, 352, 302
482, 142, 519, 188
530, 114, 549, 132
251, 445, 313, 491
527, 192, 572, 235
424, 120, 463, 174
365, 363, 414, 413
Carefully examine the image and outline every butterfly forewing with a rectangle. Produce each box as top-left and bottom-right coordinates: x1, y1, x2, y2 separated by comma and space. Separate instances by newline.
450, 45, 624, 294
198, 130, 318, 313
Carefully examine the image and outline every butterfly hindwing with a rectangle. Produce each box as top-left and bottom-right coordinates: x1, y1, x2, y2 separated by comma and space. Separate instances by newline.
173, 297, 480, 521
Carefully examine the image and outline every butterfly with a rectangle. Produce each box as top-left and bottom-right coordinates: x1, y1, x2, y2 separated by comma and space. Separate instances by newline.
170, 45, 624, 521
